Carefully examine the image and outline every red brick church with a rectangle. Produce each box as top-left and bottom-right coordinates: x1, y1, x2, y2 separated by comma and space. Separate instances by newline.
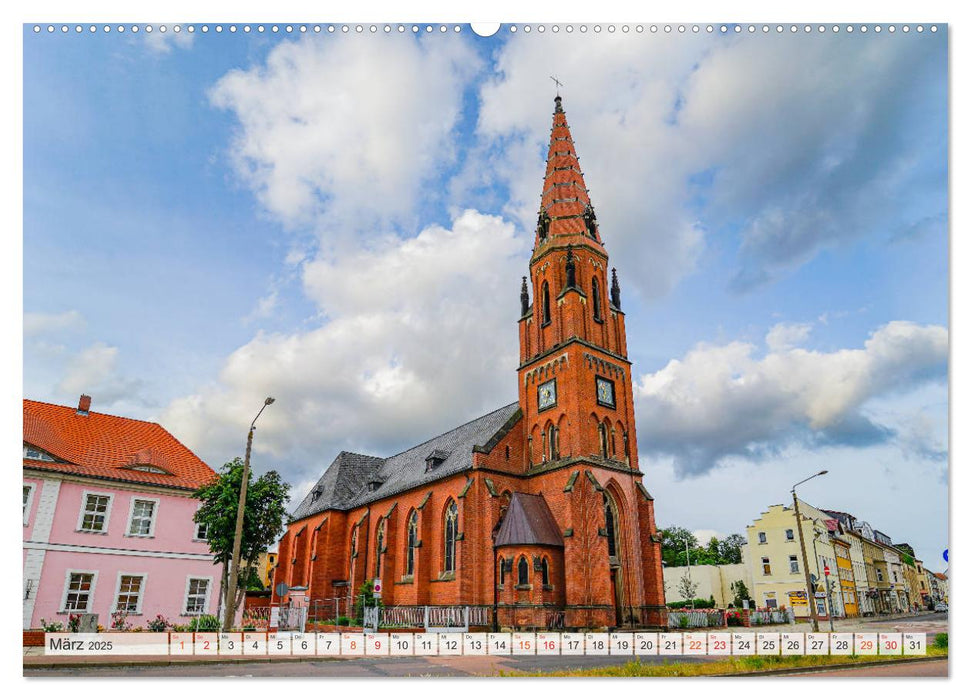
272, 96, 666, 629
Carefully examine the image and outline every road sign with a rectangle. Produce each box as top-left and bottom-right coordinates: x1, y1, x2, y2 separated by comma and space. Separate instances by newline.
275, 582, 289, 597
943, 549, 948, 563
824, 565, 830, 577
373, 579, 382, 598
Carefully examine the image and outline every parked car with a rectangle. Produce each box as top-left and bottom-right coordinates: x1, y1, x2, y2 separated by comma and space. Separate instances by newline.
933, 602, 948, 613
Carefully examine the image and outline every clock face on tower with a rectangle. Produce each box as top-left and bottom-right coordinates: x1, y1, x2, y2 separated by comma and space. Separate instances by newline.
596, 376, 615, 408
538, 379, 557, 411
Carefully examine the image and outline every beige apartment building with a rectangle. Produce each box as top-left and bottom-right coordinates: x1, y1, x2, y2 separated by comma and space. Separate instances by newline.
744, 502, 839, 620
844, 530, 875, 615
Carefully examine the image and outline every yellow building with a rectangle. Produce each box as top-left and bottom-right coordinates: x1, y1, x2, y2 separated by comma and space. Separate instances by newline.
744, 502, 837, 620
844, 530, 874, 615
832, 537, 858, 617
256, 551, 279, 588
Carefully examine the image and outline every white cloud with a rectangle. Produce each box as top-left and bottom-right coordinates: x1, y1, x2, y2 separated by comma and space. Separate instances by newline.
765, 322, 812, 352
143, 28, 194, 55
209, 34, 480, 234
636, 321, 948, 476
161, 209, 526, 481
24, 310, 85, 337
55, 341, 142, 404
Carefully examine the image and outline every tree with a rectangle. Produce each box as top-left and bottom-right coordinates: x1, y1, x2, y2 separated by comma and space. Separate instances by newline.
193, 457, 290, 617
730, 579, 751, 608
677, 573, 698, 602
661, 527, 699, 567
718, 534, 746, 564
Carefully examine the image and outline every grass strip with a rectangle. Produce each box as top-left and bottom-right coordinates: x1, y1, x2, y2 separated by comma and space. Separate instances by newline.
499, 646, 947, 677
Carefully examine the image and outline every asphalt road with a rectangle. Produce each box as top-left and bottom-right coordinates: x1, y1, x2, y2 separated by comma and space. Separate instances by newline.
24, 653, 713, 678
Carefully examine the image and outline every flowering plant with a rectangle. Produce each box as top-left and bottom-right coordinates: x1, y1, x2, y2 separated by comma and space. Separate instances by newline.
147, 614, 170, 632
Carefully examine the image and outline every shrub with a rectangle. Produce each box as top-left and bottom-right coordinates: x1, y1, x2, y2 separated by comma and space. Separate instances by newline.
189, 615, 220, 632
336, 616, 351, 626
147, 614, 170, 632
933, 633, 948, 649
40, 619, 64, 632
111, 611, 132, 631
68, 614, 82, 633
677, 615, 689, 629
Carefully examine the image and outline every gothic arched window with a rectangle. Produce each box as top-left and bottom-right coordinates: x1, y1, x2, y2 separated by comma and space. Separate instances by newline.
518, 556, 530, 586
443, 501, 459, 574
547, 424, 558, 461
603, 493, 618, 559
498, 557, 506, 586
406, 510, 418, 576
374, 518, 386, 578
542, 282, 551, 326
599, 422, 609, 459
350, 525, 359, 557
592, 276, 603, 322
541, 557, 550, 586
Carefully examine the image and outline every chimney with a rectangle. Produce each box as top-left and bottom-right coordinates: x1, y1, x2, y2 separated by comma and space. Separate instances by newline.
77, 394, 92, 415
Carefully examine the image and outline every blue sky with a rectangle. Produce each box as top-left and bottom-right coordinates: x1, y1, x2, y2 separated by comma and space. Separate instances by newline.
23, 23, 948, 569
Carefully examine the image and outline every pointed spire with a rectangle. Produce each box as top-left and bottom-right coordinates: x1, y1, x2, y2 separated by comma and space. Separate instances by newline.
520, 276, 530, 317
610, 268, 622, 310
536, 95, 602, 246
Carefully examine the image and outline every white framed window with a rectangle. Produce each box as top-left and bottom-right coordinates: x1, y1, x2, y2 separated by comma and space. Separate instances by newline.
184, 577, 212, 615
23, 444, 56, 461
126, 497, 159, 537
761, 557, 771, 575
77, 491, 113, 533
789, 555, 799, 573
61, 570, 98, 612
758, 531, 767, 544
194, 520, 209, 541
23, 483, 35, 525
113, 573, 147, 614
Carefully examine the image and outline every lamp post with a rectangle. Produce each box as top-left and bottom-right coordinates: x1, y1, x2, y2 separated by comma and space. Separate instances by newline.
222, 397, 275, 632
792, 469, 827, 633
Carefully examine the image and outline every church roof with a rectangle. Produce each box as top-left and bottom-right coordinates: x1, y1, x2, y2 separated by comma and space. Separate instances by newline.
494, 492, 564, 548
291, 402, 521, 520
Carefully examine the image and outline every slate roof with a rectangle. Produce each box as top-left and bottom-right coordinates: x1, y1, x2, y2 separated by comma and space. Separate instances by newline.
291, 402, 521, 520
23, 399, 216, 490
494, 492, 564, 548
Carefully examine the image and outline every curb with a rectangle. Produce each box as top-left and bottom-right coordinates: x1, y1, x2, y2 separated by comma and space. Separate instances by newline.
719, 655, 948, 677
23, 654, 345, 670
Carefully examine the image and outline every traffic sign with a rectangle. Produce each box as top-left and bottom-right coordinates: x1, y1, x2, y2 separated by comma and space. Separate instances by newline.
943, 549, 948, 563
275, 582, 289, 597
373, 579, 382, 598
824, 565, 830, 577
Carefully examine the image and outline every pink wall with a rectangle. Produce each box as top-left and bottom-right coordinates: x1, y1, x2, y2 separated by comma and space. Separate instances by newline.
30, 550, 223, 629
48, 482, 212, 554
25, 477, 224, 629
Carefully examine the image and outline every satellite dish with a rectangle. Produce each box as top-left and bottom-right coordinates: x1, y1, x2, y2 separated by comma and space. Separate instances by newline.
275, 582, 289, 597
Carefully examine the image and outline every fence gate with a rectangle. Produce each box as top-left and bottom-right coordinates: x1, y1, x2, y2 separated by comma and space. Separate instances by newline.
363, 606, 380, 632
278, 604, 308, 632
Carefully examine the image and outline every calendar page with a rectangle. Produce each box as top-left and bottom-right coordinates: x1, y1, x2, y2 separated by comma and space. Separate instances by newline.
21, 3, 949, 684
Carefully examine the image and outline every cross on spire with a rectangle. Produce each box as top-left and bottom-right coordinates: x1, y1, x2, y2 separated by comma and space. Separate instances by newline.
550, 75, 563, 96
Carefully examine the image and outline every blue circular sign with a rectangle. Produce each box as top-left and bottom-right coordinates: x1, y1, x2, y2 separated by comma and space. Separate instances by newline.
943, 548, 948, 563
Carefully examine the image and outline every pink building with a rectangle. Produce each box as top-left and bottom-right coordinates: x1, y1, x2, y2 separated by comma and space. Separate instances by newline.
23, 396, 223, 630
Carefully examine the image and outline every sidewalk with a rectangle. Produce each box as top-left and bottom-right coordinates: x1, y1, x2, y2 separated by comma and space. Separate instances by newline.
739, 611, 947, 633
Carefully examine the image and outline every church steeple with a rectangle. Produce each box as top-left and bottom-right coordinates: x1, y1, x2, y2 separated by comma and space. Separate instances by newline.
535, 96, 605, 249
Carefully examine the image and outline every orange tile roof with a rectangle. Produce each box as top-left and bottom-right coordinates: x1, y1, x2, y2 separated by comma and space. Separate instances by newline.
23, 399, 217, 491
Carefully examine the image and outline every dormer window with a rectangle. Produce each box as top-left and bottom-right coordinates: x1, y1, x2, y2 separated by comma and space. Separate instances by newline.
126, 464, 170, 475
367, 477, 384, 493
23, 444, 56, 462
425, 449, 450, 472
310, 488, 322, 503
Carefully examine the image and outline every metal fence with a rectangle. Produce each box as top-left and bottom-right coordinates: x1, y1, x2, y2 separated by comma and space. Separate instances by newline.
748, 609, 794, 625
666, 609, 727, 629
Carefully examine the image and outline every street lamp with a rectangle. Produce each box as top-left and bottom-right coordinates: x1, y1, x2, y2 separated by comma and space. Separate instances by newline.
792, 469, 827, 633
222, 397, 275, 632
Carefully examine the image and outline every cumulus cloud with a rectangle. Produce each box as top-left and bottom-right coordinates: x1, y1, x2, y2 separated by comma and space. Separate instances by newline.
765, 322, 812, 352
635, 321, 948, 476
209, 34, 480, 234
56, 342, 142, 404
476, 31, 945, 299
24, 310, 85, 337
161, 210, 526, 481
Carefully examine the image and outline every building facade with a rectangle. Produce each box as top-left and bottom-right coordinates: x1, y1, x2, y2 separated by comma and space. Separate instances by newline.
271, 96, 666, 629
23, 397, 221, 629
662, 564, 750, 609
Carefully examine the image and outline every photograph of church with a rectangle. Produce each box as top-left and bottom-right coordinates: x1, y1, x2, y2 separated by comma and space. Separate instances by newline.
272, 95, 667, 630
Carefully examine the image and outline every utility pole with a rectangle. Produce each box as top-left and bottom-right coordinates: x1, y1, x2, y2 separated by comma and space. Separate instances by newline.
222, 397, 275, 632
685, 540, 694, 609
792, 470, 828, 633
